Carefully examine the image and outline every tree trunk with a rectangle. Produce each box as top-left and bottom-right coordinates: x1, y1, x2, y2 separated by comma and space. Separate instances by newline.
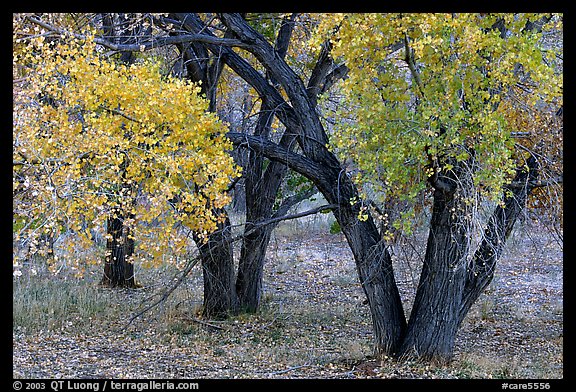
169, 18, 239, 319
195, 213, 239, 319
398, 156, 539, 363
99, 13, 140, 289
233, 15, 297, 313
235, 98, 277, 312
398, 185, 470, 362
315, 164, 408, 355
346, 223, 408, 356
236, 227, 272, 312
101, 213, 137, 288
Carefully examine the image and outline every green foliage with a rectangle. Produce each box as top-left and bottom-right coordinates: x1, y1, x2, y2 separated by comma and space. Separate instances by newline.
312, 13, 562, 236
329, 220, 341, 235
245, 13, 287, 41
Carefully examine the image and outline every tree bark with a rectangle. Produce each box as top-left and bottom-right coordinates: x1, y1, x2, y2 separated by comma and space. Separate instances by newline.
169, 13, 547, 362
101, 212, 137, 288
98, 13, 140, 289
398, 183, 470, 362
194, 213, 239, 319
168, 13, 240, 318
236, 14, 300, 312
235, 104, 278, 312
320, 167, 408, 356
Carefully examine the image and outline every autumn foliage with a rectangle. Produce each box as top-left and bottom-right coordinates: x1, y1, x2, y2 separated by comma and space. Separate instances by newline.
313, 13, 562, 237
12, 13, 562, 364
13, 29, 240, 273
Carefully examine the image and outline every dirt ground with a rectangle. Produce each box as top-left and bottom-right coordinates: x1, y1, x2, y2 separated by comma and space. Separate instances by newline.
13, 220, 563, 379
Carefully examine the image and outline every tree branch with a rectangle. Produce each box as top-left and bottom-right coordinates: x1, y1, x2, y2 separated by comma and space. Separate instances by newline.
272, 187, 318, 221
171, 13, 302, 135
234, 203, 338, 242
507, 176, 563, 190
404, 33, 425, 98
122, 255, 201, 330
226, 132, 325, 182
26, 15, 249, 53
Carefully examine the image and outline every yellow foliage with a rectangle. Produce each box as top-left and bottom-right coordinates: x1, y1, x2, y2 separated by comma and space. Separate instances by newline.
13, 31, 241, 270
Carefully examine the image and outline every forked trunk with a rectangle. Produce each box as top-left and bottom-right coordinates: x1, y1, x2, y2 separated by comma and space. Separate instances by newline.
398, 186, 470, 363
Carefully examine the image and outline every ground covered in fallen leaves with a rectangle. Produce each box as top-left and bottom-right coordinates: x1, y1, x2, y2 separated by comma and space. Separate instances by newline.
13, 221, 563, 379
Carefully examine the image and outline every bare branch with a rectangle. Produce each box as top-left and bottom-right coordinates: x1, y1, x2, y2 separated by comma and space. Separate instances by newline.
233, 203, 338, 242
508, 176, 563, 190
121, 255, 201, 330
26, 15, 249, 53
404, 33, 425, 98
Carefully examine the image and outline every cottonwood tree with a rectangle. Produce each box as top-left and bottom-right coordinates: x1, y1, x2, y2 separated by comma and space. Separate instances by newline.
310, 13, 563, 360
191, 13, 561, 361
14, 13, 562, 363
13, 20, 240, 286
146, 13, 342, 317
14, 13, 330, 317
164, 13, 354, 317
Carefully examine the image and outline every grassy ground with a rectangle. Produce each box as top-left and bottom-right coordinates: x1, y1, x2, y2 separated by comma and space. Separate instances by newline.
13, 216, 563, 379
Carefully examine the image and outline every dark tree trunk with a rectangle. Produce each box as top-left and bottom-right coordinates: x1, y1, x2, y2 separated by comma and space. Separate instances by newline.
98, 13, 142, 289
195, 213, 239, 319
236, 228, 272, 312
319, 168, 408, 356
171, 13, 547, 362
99, 156, 137, 288
398, 156, 539, 363
398, 184, 470, 362
235, 14, 342, 313
235, 101, 290, 312
169, 15, 239, 319
234, 89, 282, 313
101, 212, 137, 288
234, 15, 299, 313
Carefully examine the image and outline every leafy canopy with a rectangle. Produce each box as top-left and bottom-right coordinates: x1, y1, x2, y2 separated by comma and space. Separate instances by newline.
311, 13, 562, 236
13, 31, 241, 271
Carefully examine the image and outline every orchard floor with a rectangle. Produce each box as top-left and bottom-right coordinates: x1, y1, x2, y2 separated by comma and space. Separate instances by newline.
13, 221, 563, 380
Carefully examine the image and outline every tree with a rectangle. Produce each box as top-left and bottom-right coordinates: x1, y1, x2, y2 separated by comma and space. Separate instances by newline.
98, 13, 147, 287
161, 13, 343, 316
13, 20, 240, 286
14, 13, 562, 363
15, 12, 328, 318
313, 13, 562, 360
213, 12, 562, 361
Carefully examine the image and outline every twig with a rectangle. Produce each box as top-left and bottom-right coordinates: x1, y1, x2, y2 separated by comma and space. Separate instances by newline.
231, 203, 338, 242
26, 15, 248, 52
403, 33, 425, 98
